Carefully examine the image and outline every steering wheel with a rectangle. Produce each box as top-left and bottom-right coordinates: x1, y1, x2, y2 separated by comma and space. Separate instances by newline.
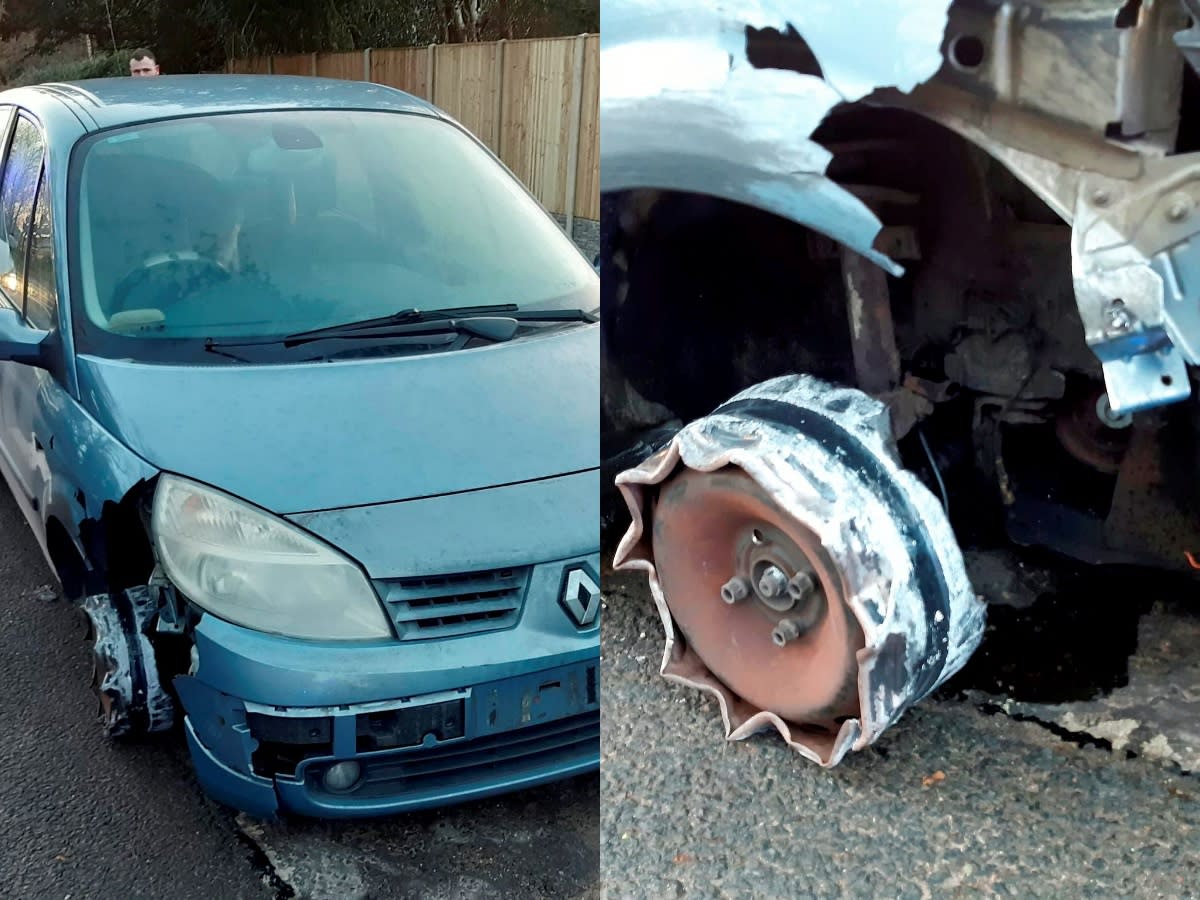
109, 253, 232, 315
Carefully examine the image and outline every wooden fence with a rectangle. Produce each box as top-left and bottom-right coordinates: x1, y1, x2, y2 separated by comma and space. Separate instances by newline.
227, 35, 599, 228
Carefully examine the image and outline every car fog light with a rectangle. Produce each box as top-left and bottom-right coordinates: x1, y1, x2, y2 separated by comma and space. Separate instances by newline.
323, 761, 362, 792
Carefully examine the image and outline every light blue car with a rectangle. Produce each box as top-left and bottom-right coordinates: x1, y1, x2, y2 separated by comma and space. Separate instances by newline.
0, 75, 600, 818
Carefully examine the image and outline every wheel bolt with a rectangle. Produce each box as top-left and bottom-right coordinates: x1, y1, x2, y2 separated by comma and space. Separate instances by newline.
757, 565, 788, 599
721, 577, 750, 604
772, 619, 804, 646
787, 571, 815, 602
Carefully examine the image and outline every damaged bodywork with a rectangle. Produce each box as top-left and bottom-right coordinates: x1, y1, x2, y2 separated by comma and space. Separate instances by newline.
600, 0, 956, 276
603, 0, 1200, 761
0, 75, 601, 818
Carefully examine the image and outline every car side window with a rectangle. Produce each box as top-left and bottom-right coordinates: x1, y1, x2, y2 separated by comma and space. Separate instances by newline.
0, 116, 44, 313
24, 169, 57, 331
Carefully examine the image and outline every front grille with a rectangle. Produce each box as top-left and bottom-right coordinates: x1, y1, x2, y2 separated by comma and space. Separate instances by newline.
308, 711, 600, 801
376, 567, 531, 640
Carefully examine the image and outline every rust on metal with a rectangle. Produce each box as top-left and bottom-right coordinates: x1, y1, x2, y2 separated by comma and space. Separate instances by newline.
653, 467, 863, 726
841, 246, 900, 395
1054, 384, 1132, 474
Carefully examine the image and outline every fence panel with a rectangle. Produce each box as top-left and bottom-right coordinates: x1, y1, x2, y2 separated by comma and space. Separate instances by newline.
226, 56, 271, 74
272, 53, 313, 76
574, 34, 600, 220
228, 36, 598, 221
316, 51, 363, 81
432, 42, 502, 153
500, 36, 576, 219
370, 47, 431, 99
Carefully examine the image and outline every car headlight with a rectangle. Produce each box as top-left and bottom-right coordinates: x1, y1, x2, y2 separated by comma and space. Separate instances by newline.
151, 474, 393, 641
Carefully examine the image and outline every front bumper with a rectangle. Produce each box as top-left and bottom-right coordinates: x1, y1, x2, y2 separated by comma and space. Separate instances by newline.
175, 554, 600, 819
182, 660, 599, 819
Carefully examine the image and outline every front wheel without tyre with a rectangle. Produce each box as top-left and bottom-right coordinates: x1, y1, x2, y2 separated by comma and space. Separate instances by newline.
82, 586, 176, 739
615, 374, 986, 765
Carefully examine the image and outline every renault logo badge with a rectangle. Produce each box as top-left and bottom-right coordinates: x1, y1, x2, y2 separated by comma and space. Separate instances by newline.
560, 566, 601, 628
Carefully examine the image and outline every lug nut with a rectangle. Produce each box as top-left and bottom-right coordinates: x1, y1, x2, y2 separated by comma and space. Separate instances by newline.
786, 571, 815, 602
721, 577, 750, 604
757, 565, 789, 599
772, 619, 804, 646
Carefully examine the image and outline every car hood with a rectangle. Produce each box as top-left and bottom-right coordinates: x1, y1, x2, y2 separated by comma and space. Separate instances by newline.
75, 325, 599, 513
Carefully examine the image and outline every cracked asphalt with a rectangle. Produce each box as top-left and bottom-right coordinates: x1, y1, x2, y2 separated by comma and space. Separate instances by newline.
600, 561, 1200, 899
0, 487, 598, 900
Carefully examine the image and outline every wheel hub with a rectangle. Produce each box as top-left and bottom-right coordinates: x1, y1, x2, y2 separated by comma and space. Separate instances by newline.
653, 467, 862, 726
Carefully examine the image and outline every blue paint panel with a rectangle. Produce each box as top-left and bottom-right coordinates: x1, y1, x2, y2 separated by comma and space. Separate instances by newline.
289, 469, 600, 577
37, 373, 157, 519
174, 676, 264, 776
190, 553, 601, 707
184, 719, 280, 819
74, 325, 600, 514
178, 657, 599, 819
276, 739, 597, 819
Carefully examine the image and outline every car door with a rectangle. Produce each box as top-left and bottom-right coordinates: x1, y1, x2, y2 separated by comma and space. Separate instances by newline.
0, 109, 57, 537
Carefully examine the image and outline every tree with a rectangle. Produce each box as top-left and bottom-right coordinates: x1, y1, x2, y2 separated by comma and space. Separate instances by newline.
0, 0, 598, 74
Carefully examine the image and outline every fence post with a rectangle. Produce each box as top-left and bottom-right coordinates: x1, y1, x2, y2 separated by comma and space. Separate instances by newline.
563, 34, 587, 241
427, 44, 437, 102
267, 55, 274, 75
311, 51, 318, 76
363, 47, 372, 82
494, 40, 506, 155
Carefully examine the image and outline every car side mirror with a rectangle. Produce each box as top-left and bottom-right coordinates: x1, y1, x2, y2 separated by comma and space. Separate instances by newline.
0, 306, 49, 368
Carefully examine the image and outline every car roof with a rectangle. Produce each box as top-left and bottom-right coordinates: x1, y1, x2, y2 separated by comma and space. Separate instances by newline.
3, 74, 441, 131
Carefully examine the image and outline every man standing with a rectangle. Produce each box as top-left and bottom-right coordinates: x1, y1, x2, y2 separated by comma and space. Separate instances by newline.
129, 49, 160, 76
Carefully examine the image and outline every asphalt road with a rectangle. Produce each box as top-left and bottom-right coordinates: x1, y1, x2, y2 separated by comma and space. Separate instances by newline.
600, 562, 1200, 899
0, 488, 598, 900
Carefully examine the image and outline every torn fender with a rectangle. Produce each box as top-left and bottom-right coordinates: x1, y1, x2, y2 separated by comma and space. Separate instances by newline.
33, 376, 158, 577
600, 0, 956, 275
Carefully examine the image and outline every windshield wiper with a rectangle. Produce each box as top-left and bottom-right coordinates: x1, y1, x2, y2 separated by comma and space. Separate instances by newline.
504, 308, 598, 323
283, 305, 517, 342
202, 341, 253, 363
199, 305, 595, 354
280, 304, 597, 346
281, 315, 520, 348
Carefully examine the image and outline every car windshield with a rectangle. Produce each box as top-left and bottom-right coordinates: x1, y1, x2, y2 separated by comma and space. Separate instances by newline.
70, 109, 596, 360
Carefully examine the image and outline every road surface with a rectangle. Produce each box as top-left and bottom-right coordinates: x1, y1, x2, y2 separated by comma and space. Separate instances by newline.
601, 560, 1200, 898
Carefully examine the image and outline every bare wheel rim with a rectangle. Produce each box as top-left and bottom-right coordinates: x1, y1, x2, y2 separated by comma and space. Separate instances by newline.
652, 466, 864, 726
